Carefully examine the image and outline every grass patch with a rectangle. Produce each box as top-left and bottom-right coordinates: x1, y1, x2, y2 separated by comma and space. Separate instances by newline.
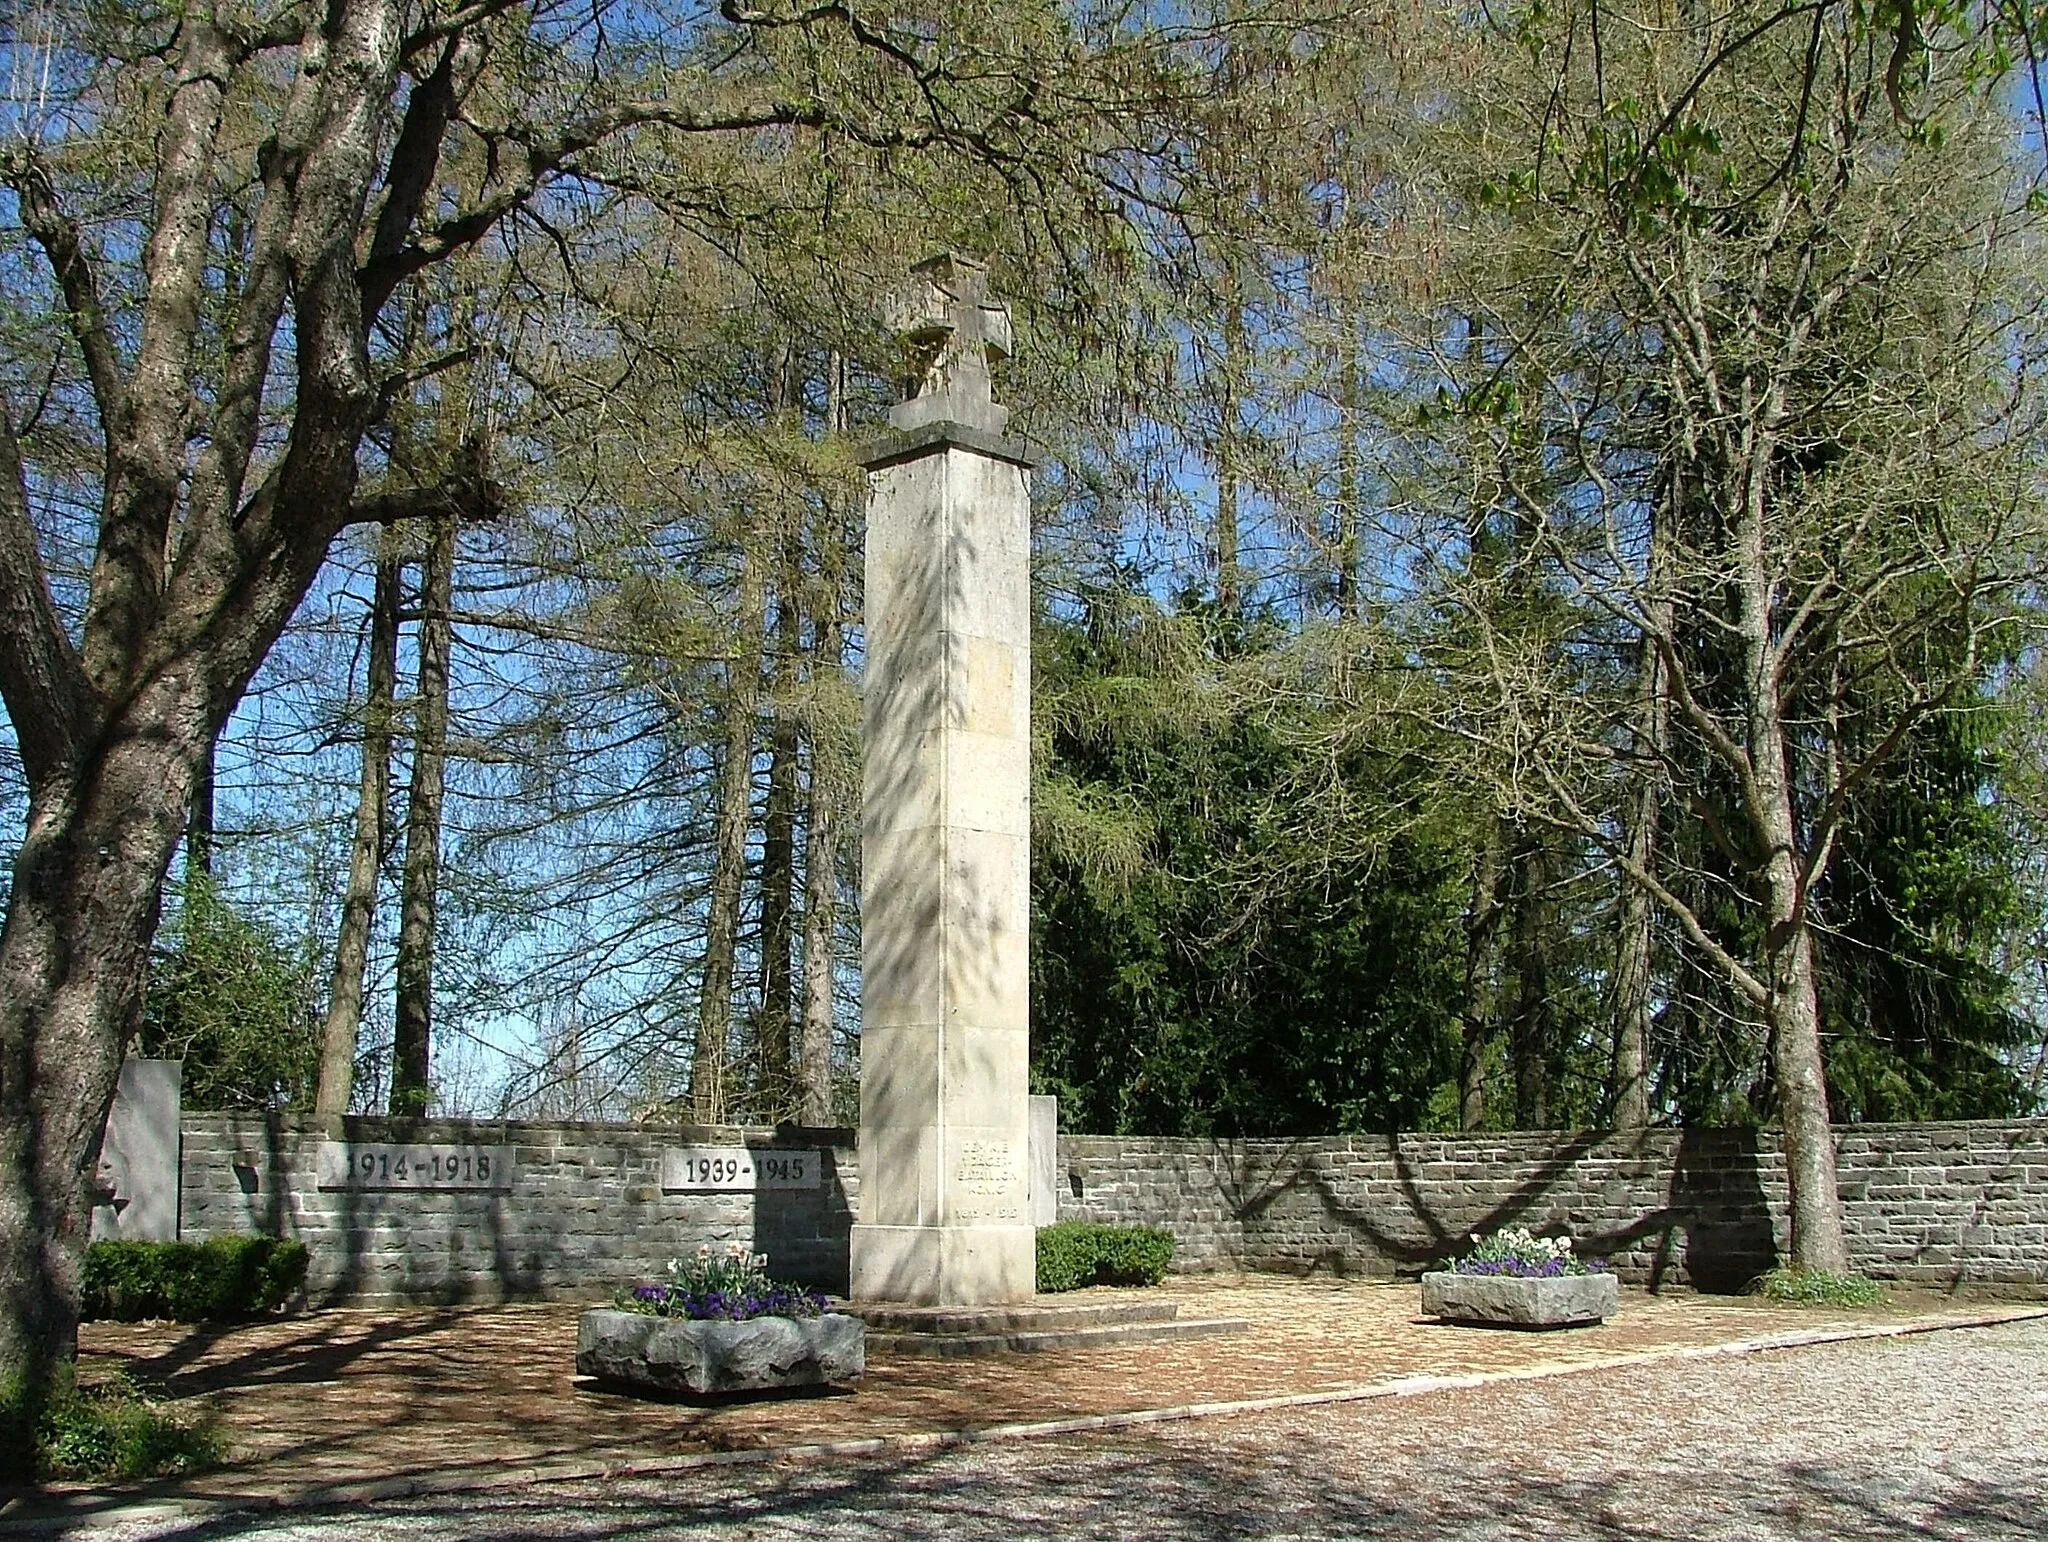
3, 1370, 223, 1484
1749, 1265, 1885, 1307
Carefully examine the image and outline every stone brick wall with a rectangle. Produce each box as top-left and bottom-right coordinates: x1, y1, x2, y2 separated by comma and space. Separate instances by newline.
174, 1114, 2046, 1301
1056, 1122, 2048, 1294
179, 1114, 858, 1304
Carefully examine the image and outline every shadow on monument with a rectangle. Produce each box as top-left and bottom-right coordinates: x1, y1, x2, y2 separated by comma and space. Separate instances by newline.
310, 1116, 540, 1307
749, 1129, 857, 1298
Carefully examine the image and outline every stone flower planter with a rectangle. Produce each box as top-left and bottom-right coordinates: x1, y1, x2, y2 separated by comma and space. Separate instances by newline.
576, 1307, 865, 1395
1421, 1271, 1618, 1328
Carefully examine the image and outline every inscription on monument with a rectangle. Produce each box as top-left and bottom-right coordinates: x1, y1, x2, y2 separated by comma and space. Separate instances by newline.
316, 1142, 513, 1192
955, 1140, 1017, 1196
660, 1147, 823, 1193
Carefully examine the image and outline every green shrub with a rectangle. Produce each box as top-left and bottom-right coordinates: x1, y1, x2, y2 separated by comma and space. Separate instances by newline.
1035, 1222, 1176, 1293
1035, 1223, 1097, 1293
1749, 1265, 1885, 1307
1093, 1225, 1176, 1285
33, 1373, 222, 1482
81, 1236, 308, 1322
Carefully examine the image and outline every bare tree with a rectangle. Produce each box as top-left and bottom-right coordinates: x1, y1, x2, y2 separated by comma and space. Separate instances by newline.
1397, 2, 2048, 1267
799, 354, 857, 1127
315, 536, 402, 1117
689, 552, 765, 1125
391, 515, 456, 1114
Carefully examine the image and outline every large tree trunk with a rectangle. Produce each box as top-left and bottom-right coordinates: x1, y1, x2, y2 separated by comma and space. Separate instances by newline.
315, 539, 400, 1118
0, 679, 211, 1448
1610, 802, 1656, 1131
690, 557, 766, 1124
1507, 830, 1553, 1129
390, 517, 455, 1115
1612, 473, 1677, 1131
756, 573, 800, 1116
1752, 688, 1849, 1271
799, 738, 843, 1128
1734, 429, 1849, 1272
1213, 295, 1244, 618
1765, 894, 1847, 1270
754, 346, 801, 1117
798, 355, 850, 1129
0, 0, 908, 1431
1458, 820, 1502, 1130
0, 2, 423, 1436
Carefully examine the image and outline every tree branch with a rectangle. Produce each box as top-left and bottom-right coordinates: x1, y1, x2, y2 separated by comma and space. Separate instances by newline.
347, 448, 508, 529
1527, 752, 1771, 1007
79, 19, 238, 696
402, 0, 530, 57
0, 414, 90, 788
3, 151, 126, 440
368, 36, 465, 273
360, 96, 931, 317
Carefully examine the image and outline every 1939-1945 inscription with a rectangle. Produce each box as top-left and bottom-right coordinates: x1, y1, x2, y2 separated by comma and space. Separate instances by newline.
659, 1147, 823, 1192
315, 1142, 515, 1192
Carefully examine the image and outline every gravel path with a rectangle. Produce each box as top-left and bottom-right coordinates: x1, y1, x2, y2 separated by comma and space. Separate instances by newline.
77, 1317, 2048, 1541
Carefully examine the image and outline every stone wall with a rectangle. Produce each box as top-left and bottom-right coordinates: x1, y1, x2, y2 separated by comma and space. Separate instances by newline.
175, 1114, 2048, 1301
1056, 1122, 2048, 1294
179, 1114, 858, 1304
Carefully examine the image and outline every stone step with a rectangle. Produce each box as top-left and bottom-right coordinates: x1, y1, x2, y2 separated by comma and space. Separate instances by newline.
865, 1316, 1252, 1358
844, 1298, 1183, 1334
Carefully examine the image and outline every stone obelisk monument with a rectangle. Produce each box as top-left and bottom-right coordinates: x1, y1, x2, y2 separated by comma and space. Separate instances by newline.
848, 254, 1037, 1306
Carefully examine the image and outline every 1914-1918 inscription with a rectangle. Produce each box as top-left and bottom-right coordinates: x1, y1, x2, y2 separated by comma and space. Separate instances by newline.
316, 1142, 514, 1192
660, 1147, 823, 1192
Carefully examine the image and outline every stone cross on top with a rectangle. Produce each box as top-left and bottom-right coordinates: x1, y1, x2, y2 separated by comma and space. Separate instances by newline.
887, 252, 1013, 435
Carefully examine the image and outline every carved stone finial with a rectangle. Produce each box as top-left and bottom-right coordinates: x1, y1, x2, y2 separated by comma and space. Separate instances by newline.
886, 252, 1013, 434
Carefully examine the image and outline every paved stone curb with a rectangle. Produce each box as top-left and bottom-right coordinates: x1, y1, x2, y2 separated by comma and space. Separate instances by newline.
7, 1304, 2043, 1537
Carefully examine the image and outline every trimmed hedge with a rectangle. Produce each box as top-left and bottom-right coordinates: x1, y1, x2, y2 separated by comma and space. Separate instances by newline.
1036, 1221, 1176, 1293
81, 1236, 308, 1322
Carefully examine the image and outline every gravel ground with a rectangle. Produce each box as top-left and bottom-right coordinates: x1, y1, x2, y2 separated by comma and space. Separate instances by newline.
74, 1317, 2048, 1541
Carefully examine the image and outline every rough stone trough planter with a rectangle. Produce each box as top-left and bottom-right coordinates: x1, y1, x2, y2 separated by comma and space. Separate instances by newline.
1420, 1271, 1618, 1329
576, 1308, 865, 1395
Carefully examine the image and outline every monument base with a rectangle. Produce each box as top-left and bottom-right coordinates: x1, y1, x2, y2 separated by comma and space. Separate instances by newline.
849, 1223, 1035, 1306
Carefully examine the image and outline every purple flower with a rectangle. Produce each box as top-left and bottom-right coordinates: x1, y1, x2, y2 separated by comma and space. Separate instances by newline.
619, 1266, 828, 1321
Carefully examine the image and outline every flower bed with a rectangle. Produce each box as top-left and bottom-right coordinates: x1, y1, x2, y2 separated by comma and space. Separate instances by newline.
618, 1243, 830, 1322
1423, 1228, 1616, 1328
579, 1245, 862, 1395
1447, 1227, 1601, 1279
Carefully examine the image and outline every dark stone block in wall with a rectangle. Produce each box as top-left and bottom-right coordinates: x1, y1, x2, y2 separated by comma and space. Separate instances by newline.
1668, 1127, 1779, 1292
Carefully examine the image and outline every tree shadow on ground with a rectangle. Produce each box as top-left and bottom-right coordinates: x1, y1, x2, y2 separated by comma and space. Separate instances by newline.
89, 1309, 479, 1398
90, 1427, 2047, 1542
